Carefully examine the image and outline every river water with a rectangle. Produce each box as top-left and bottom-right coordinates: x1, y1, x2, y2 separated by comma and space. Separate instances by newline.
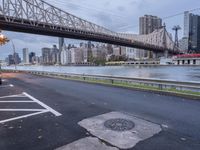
2, 65, 200, 82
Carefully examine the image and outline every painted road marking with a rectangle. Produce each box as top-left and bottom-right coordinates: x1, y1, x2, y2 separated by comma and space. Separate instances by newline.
23, 92, 62, 117
0, 101, 35, 103
0, 92, 62, 124
0, 110, 49, 124
0, 109, 47, 112
0, 94, 26, 99
0, 84, 14, 88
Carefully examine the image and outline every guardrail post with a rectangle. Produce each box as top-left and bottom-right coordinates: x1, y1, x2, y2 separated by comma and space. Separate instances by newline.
159, 84, 163, 90
111, 79, 114, 84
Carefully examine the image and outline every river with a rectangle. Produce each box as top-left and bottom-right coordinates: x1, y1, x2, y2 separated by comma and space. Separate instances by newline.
2, 65, 200, 82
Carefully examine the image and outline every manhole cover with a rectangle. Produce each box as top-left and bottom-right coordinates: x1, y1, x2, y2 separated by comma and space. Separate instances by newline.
104, 118, 135, 132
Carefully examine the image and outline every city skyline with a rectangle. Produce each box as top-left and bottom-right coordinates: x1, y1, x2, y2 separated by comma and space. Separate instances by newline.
0, 0, 200, 59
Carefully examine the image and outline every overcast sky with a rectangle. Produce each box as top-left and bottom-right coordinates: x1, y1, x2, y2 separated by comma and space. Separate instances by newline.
0, 0, 200, 59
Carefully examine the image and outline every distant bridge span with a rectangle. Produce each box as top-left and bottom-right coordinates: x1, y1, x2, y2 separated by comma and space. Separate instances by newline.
0, 0, 179, 54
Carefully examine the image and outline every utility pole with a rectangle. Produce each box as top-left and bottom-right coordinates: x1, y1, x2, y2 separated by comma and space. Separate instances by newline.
172, 25, 181, 52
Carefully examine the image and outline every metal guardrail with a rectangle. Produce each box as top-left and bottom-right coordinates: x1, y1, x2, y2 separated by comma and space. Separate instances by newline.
3, 69, 200, 93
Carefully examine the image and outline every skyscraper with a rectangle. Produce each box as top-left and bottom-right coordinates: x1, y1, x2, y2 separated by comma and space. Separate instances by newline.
138, 15, 162, 59
59, 37, 64, 51
51, 45, 59, 64
58, 37, 65, 64
42, 48, 51, 64
184, 12, 200, 53
13, 52, 21, 64
184, 11, 190, 38
8, 54, 14, 65
139, 15, 162, 35
29, 52, 36, 64
61, 45, 71, 65
23, 48, 29, 64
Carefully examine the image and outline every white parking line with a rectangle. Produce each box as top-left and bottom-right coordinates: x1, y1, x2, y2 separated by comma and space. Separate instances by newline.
0, 109, 47, 112
0, 94, 26, 99
0, 92, 62, 124
0, 110, 49, 124
0, 84, 14, 88
23, 92, 62, 117
0, 101, 35, 103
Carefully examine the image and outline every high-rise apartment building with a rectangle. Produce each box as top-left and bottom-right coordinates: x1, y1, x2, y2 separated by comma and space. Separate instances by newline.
184, 11, 200, 53
184, 11, 190, 38
60, 45, 71, 65
58, 37, 65, 64
42, 47, 51, 64
70, 48, 84, 64
59, 37, 64, 51
139, 15, 162, 35
29, 52, 36, 64
13, 52, 21, 64
22, 48, 29, 64
138, 15, 162, 59
51, 45, 60, 64
8, 54, 14, 65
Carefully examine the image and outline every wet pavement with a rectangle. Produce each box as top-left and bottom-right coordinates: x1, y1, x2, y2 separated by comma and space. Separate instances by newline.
0, 72, 200, 150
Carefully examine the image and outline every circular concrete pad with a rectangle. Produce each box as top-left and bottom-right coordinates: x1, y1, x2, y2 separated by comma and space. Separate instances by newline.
104, 118, 135, 132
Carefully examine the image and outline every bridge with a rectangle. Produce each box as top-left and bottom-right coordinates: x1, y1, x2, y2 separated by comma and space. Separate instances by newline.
0, 0, 179, 54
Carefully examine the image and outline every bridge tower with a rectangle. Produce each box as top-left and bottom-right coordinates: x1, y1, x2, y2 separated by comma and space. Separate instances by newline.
162, 24, 168, 58
172, 25, 181, 52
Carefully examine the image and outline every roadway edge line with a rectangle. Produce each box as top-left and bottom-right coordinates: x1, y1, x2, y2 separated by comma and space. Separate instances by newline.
23, 92, 62, 117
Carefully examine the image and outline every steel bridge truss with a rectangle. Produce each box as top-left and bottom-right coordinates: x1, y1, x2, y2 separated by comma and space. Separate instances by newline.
0, 0, 179, 53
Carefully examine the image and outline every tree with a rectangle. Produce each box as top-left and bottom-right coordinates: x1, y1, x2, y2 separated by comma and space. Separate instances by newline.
0, 34, 9, 45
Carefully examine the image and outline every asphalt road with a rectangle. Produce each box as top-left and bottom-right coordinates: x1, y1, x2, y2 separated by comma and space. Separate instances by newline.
0, 73, 200, 150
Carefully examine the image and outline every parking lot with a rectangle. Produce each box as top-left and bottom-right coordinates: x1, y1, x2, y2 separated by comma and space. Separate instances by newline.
0, 79, 61, 124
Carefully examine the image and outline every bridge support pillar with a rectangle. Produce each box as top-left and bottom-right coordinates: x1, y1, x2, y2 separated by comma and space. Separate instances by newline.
164, 50, 169, 58
153, 52, 157, 59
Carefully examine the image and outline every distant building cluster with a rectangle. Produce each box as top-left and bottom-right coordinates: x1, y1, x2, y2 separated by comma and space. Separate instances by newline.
40, 39, 136, 65
6, 48, 40, 65
5, 52, 21, 65
5, 38, 138, 66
